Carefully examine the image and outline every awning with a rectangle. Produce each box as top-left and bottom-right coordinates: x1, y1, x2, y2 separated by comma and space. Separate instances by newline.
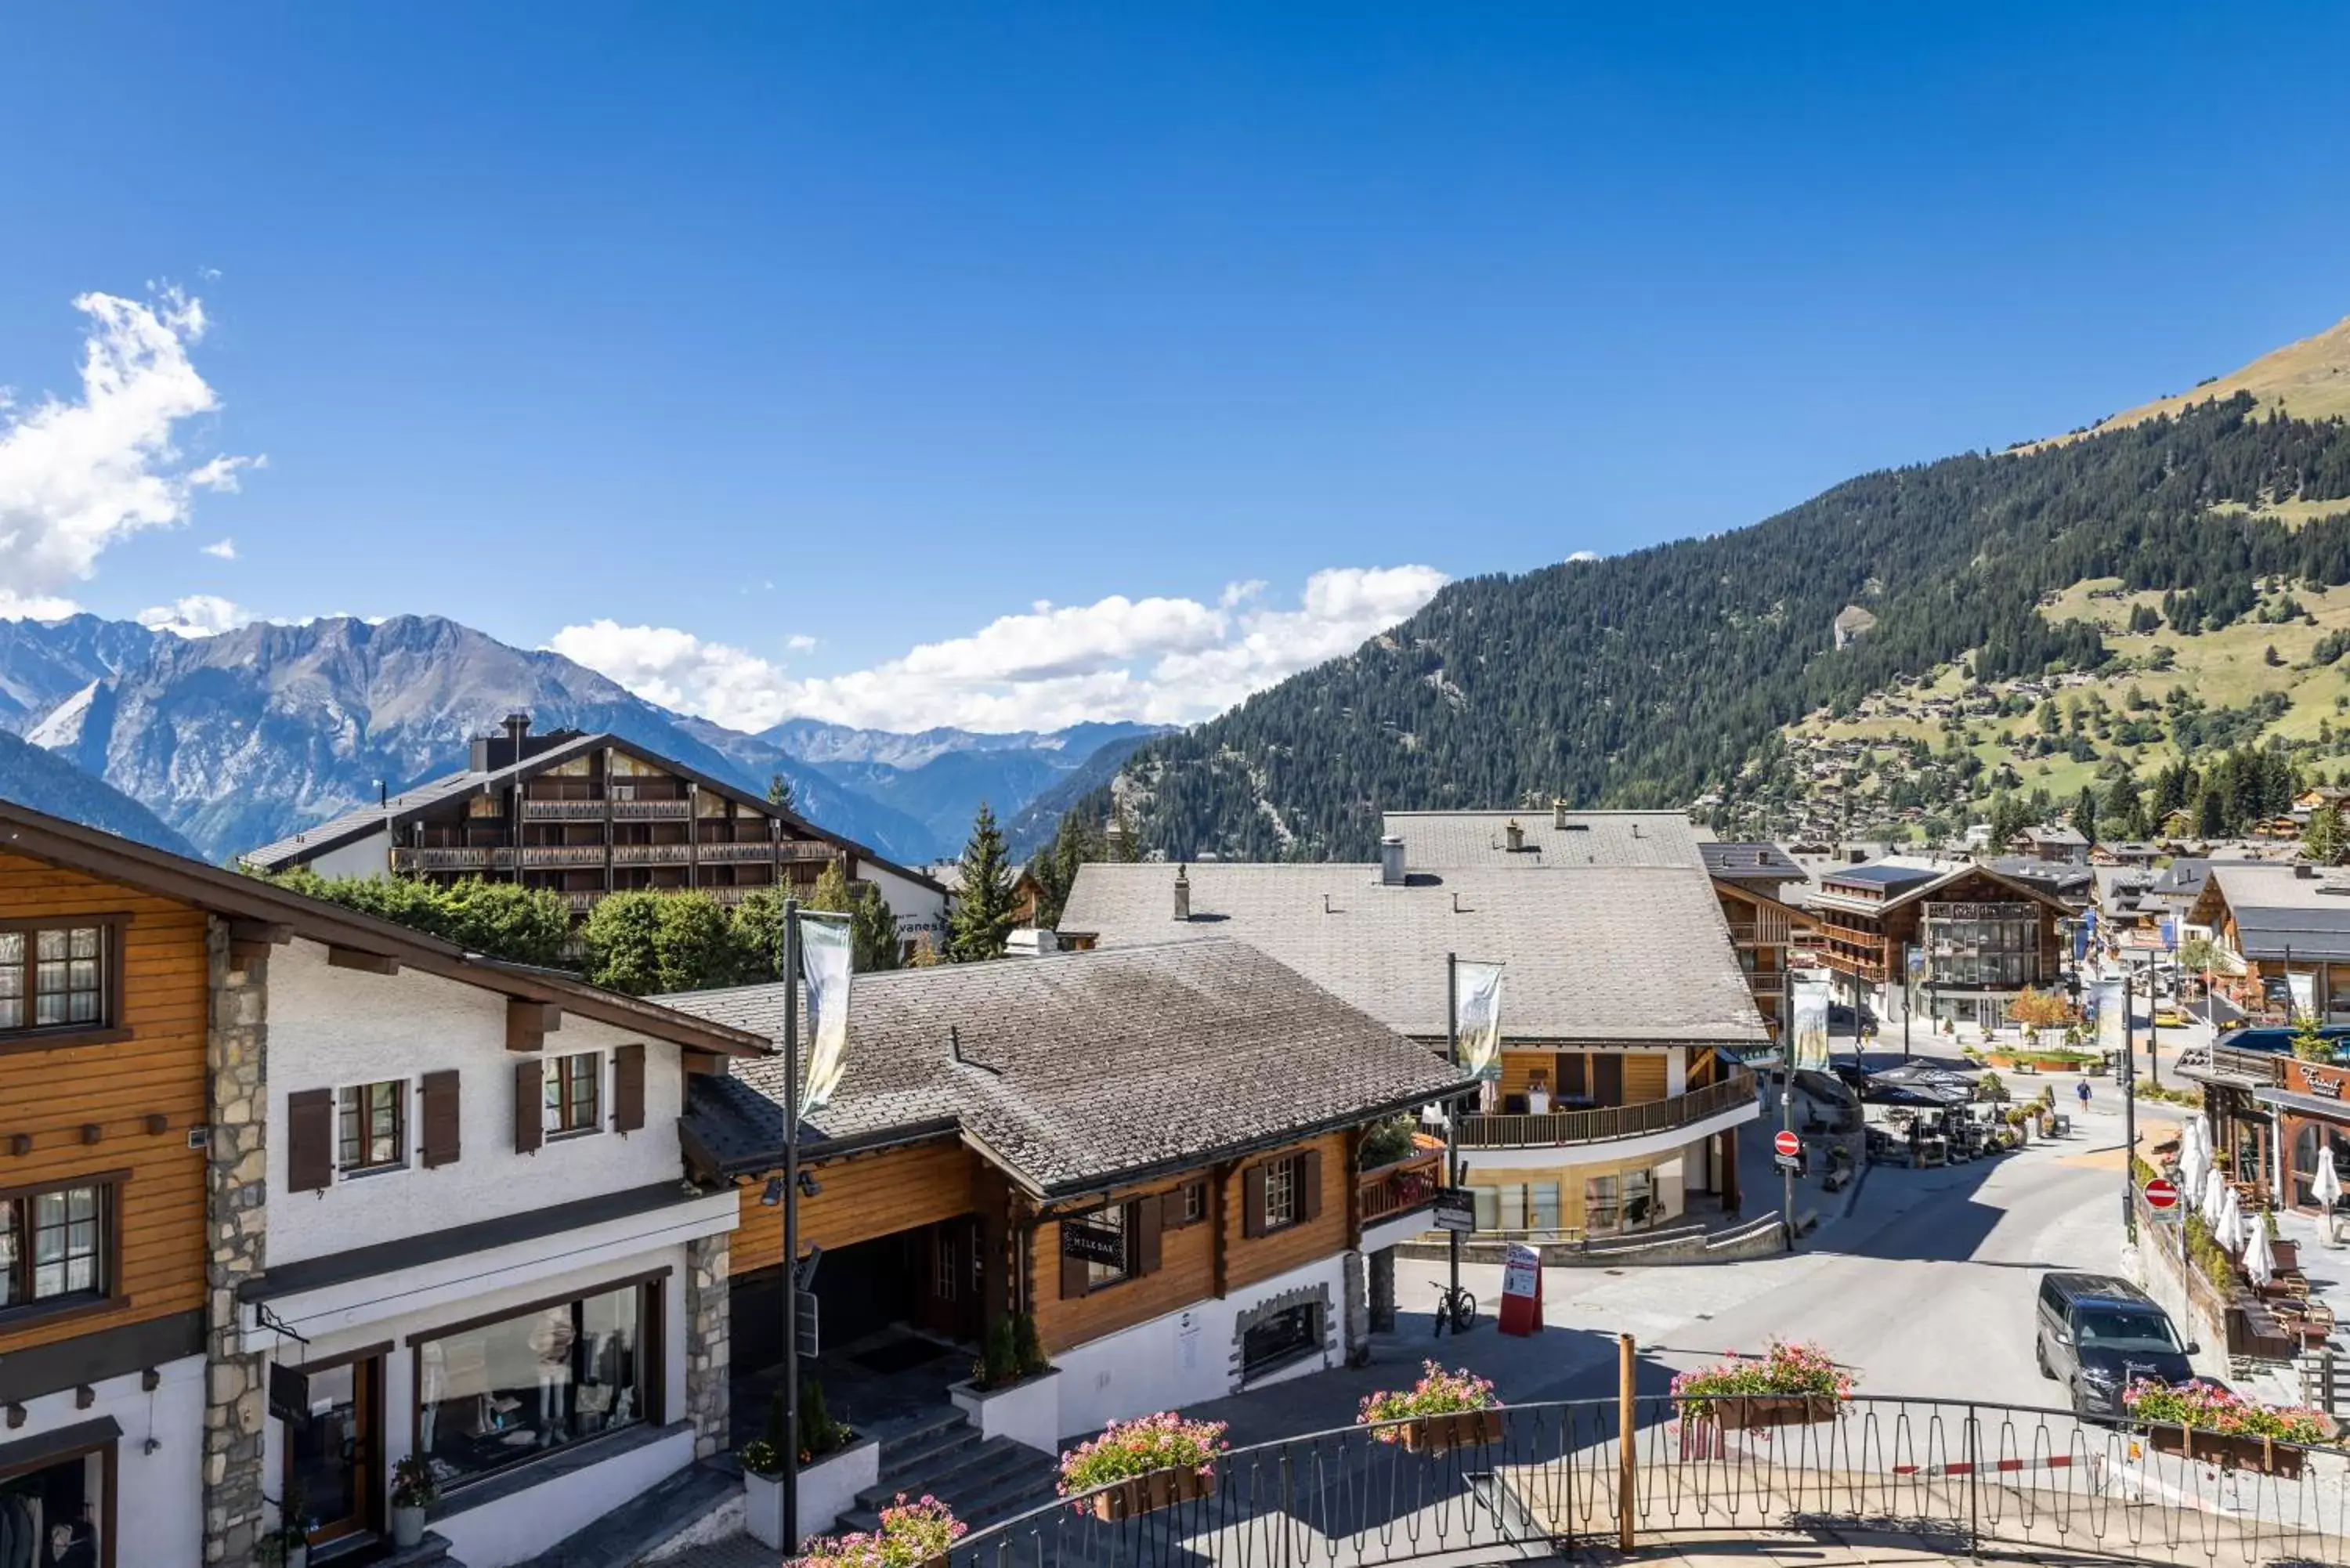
2252, 1086, 2350, 1122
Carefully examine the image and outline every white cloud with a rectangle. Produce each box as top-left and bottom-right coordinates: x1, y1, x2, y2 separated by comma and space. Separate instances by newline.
0, 287, 260, 605
201, 537, 237, 559
0, 589, 83, 621
548, 564, 1448, 733
1567, 550, 1600, 562
784, 633, 819, 653
136, 594, 253, 638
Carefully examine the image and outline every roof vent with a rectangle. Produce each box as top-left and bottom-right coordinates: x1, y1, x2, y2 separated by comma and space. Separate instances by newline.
1173, 864, 1191, 921
1379, 836, 1406, 887
2298, 863, 2320, 880
1504, 820, 1524, 854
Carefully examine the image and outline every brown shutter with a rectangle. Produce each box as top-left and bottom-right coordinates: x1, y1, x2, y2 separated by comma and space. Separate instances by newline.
1134, 1195, 1163, 1274
1300, 1151, 1324, 1222
420, 1071, 461, 1169
287, 1089, 334, 1193
1556, 1053, 1586, 1098
1058, 1227, 1089, 1299
613, 1044, 646, 1133
514, 1057, 544, 1154
1593, 1053, 1625, 1108
1242, 1163, 1268, 1238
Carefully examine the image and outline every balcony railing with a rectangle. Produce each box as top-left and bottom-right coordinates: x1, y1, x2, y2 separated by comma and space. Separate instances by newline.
696, 841, 779, 863
2177, 1042, 2287, 1088
392, 847, 494, 872
611, 843, 693, 864
564, 891, 600, 912
521, 799, 608, 820
610, 800, 689, 819
1457, 1071, 1755, 1150
519, 844, 609, 866
778, 840, 837, 862
1724, 908, 1793, 947
1356, 1148, 1444, 1225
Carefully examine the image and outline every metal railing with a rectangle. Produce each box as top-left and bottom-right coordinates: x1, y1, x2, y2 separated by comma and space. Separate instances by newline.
390, 846, 494, 871
695, 840, 781, 863
610, 799, 690, 818
945, 1394, 2350, 1568
611, 843, 693, 863
521, 799, 608, 819
1458, 1074, 1755, 1150
1356, 1151, 1443, 1225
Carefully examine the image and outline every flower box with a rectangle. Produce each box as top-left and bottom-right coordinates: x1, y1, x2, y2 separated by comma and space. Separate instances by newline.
1399, 1408, 1505, 1454
1707, 1393, 1840, 1431
950, 1367, 1061, 1457
2144, 1424, 2309, 1479
1087, 1464, 1217, 1522
747, 1433, 880, 1551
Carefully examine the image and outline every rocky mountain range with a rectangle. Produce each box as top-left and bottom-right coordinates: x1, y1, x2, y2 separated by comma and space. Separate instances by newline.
0, 613, 1167, 865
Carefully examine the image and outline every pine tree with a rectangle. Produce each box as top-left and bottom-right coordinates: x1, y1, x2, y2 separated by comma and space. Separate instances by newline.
767, 773, 797, 814
2196, 788, 2229, 840
948, 804, 1022, 963
807, 860, 855, 913
2100, 772, 2148, 843
1029, 809, 1101, 930
2070, 786, 2098, 846
2307, 804, 2347, 867
851, 881, 902, 973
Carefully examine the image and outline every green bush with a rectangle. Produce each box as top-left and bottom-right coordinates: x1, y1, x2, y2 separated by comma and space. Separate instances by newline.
1012, 1312, 1049, 1378
972, 1317, 1019, 1390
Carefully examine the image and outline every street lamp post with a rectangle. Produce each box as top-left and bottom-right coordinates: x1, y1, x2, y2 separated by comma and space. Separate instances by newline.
778, 898, 803, 1555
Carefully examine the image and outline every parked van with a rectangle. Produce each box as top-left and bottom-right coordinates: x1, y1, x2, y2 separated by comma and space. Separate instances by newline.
2035, 1272, 2200, 1417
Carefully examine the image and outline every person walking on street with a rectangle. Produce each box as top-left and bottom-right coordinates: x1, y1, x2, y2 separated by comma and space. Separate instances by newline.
2076, 1078, 2092, 1112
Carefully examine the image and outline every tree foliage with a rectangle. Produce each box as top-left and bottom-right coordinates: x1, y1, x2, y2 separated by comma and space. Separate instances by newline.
948, 803, 1022, 962
261, 870, 572, 966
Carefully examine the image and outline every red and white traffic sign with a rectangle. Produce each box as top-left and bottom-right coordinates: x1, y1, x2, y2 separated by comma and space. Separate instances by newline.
2143, 1176, 2179, 1211
1774, 1129, 1801, 1158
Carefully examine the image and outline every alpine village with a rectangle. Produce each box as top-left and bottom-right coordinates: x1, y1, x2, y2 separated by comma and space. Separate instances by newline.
15, 15, 2350, 1564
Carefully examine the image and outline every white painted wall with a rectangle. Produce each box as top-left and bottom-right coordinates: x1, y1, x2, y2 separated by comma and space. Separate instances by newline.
1048, 1254, 1349, 1440
266, 938, 692, 1267
854, 860, 947, 940
6, 1355, 204, 1567
303, 827, 393, 880
259, 1248, 698, 1568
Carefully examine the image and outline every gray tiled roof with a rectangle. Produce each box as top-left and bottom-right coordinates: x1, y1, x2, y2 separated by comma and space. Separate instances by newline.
1058, 862, 1766, 1046
1699, 842, 1809, 881
2207, 864, 2350, 959
1380, 811, 1701, 869
661, 938, 1468, 1197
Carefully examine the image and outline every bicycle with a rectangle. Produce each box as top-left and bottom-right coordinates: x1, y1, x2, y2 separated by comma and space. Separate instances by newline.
1431, 1281, 1477, 1336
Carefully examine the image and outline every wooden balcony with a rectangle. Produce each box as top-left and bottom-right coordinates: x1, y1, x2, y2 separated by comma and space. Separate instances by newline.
1457, 1072, 1755, 1151
392, 847, 494, 872
697, 841, 781, 864
778, 840, 837, 862
611, 800, 690, 820
519, 844, 608, 867
1357, 1148, 1444, 1226
564, 891, 600, 912
1726, 908, 1795, 947
522, 799, 609, 820
612, 843, 693, 865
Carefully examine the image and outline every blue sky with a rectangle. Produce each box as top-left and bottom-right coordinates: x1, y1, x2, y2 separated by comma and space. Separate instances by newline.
3, 3, 2348, 732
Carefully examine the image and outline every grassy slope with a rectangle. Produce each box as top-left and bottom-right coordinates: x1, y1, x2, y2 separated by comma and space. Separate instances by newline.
1778, 574, 2350, 832
2030, 315, 2350, 452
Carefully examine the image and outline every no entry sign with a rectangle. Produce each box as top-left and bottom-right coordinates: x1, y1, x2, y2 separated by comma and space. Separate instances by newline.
1774, 1129, 1801, 1158
2143, 1176, 2180, 1211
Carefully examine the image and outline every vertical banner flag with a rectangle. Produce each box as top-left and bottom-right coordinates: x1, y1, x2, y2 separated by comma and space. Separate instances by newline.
1791, 978, 1832, 1072
1453, 960, 1506, 1082
799, 913, 855, 1116
2161, 918, 2178, 953
2290, 970, 2318, 1022
2095, 974, 2127, 1060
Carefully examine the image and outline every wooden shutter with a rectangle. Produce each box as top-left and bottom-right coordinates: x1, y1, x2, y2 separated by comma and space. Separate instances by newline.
613, 1044, 646, 1133
1058, 1227, 1089, 1299
514, 1057, 544, 1154
1242, 1162, 1268, 1238
1134, 1195, 1163, 1275
287, 1089, 334, 1194
419, 1071, 461, 1169
1300, 1151, 1324, 1222
1593, 1053, 1625, 1108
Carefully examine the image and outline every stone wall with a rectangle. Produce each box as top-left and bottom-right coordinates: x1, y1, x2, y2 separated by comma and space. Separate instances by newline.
202, 921, 270, 1565
685, 1233, 732, 1458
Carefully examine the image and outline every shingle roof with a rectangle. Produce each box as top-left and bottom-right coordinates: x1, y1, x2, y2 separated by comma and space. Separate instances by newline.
1058, 862, 1766, 1046
2206, 864, 2350, 959
1698, 842, 1809, 881
661, 939, 1468, 1196
1380, 811, 1701, 869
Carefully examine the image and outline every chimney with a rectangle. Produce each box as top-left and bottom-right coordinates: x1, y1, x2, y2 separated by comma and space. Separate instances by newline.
2298, 862, 2319, 880
1173, 864, 1191, 921
505, 710, 530, 749
1379, 836, 1406, 887
1553, 799, 1568, 829
1504, 819, 1524, 854
1004, 928, 1059, 959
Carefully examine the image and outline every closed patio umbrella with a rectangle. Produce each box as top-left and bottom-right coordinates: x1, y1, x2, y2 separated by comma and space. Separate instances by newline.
2217, 1186, 2247, 1255
2243, 1218, 2276, 1289
2201, 1166, 2229, 1226
2316, 1150, 2344, 1212
2178, 1118, 2205, 1195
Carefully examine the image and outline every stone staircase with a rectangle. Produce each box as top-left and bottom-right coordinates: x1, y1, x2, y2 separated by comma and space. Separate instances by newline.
833, 1408, 1060, 1537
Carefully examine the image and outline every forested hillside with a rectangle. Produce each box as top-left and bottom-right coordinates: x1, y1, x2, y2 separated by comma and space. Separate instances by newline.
1090, 396, 2350, 861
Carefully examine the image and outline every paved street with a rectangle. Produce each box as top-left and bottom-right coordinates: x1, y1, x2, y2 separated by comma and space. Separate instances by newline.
1200, 1070, 2164, 1444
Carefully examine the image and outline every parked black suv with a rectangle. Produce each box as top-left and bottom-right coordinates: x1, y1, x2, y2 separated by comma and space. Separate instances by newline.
2035, 1272, 2200, 1417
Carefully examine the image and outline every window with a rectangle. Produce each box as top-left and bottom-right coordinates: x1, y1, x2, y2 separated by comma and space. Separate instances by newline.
0, 924, 112, 1037
338, 1081, 407, 1175
1079, 1202, 1130, 1289
0, 1179, 114, 1311
545, 1053, 602, 1136
1173, 1180, 1208, 1227
1263, 1158, 1299, 1230
1241, 1302, 1321, 1378
415, 1281, 650, 1490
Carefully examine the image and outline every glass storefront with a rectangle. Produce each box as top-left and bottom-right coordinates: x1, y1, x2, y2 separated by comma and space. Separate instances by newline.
0, 1448, 102, 1567
286, 1357, 376, 1545
1585, 1169, 1658, 1234
1921, 902, 2042, 989
416, 1281, 650, 1491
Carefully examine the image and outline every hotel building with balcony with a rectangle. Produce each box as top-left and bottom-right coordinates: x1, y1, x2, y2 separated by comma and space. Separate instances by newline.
1806, 857, 2070, 1032
237, 715, 948, 942
1057, 810, 1770, 1250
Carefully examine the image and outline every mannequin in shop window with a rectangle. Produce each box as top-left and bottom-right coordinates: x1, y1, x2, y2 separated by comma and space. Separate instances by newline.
530, 1307, 577, 1445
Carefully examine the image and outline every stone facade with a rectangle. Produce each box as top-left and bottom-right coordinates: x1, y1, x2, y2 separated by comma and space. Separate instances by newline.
1227, 1281, 1334, 1387
1366, 1245, 1397, 1333
202, 921, 271, 1565
685, 1232, 732, 1458
1340, 1248, 1368, 1360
